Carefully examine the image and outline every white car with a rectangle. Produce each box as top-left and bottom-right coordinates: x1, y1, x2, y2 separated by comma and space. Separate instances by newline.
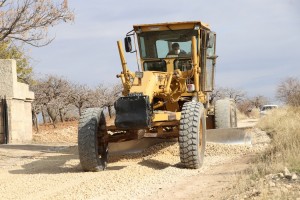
260, 105, 278, 116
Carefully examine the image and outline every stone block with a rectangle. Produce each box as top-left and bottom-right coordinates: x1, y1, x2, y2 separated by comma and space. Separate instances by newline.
0, 59, 34, 101
14, 82, 34, 101
0, 60, 17, 98
7, 99, 32, 143
0, 59, 34, 144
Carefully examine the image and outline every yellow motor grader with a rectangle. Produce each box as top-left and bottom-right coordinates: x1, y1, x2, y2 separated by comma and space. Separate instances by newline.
78, 21, 242, 172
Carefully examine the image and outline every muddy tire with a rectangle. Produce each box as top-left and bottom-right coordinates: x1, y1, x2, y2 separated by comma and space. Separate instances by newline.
78, 108, 108, 172
214, 99, 237, 129
179, 102, 206, 169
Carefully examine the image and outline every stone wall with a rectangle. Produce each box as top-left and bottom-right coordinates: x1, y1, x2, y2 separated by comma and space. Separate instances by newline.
0, 59, 34, 144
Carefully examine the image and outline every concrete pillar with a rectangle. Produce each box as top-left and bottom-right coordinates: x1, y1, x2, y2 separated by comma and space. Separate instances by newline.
0, 59, 34, 144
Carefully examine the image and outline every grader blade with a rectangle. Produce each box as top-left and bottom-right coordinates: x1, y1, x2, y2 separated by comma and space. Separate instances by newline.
206, 127, 252, 145
107, 128, 252, 155
108, 138, 176, 154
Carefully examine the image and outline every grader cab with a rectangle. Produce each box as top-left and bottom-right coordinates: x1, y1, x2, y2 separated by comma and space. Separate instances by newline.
78, 21, 239, 172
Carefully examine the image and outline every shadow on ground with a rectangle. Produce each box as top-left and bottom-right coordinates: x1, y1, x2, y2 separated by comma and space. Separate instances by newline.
137, 159, 179, 170
0, 144, 71, 152
7, 145, 81, 175
2, 141, 178, 174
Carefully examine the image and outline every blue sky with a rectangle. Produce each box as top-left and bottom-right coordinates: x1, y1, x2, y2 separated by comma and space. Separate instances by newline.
30, 0, 300, 102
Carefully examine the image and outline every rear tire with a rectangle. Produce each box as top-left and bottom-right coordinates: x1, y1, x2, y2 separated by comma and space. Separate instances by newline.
78, 108, 108, 172
214, 99, 237, 129
179, 102, 206, 169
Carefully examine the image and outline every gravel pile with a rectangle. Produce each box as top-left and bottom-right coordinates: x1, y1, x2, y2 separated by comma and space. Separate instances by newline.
111, 128, 270, 163
0, 127, 271, 200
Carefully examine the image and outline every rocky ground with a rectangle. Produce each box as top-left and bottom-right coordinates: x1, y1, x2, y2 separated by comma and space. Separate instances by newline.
0, 120, 298, 199
226, 167, 300, 200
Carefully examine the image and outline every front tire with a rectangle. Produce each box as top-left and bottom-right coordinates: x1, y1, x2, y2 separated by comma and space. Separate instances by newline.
179, 102, 206, 169
78, 108, 108, 172
214, 99, 237, 129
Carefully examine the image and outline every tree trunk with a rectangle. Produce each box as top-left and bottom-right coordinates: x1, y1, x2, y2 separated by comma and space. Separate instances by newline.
33, 111, 39, 133
59, 108, 64, 123
108, 105, 112, 118
47, 107, 57, 128
78, 107, 82, 116
41, 110, 46, 124
32, 110, 35, 126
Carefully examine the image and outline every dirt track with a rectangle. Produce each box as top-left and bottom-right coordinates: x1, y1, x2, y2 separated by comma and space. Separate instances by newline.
0, 120, 269, 200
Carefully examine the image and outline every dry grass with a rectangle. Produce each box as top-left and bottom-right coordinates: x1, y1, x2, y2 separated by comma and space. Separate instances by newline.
237, 109, 248, 120
256, 106, 300, 173
227, 172, 300, 200
248, 108, 260, 119
237, 108, 260, 121
225, 107, 300, 199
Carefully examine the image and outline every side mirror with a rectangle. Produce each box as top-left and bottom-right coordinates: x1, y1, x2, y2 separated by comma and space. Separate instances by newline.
207, 32, 215, 48
124, 37, 132, 52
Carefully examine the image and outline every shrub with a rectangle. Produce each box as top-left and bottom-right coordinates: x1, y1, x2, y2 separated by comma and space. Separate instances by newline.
276, 77, 300, 107
256, 106, 300, 172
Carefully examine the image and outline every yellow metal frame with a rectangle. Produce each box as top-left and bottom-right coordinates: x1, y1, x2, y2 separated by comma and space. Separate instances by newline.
152, 112, 181, 122
116, 21, 214, 134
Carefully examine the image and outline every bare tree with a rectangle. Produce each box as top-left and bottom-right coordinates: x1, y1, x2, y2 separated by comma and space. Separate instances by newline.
0, 0, 74, 47
237, 95, 269, 114
104, 84, 122, 118
236, 99, 252, 114
92, 84, 122, 117
277, 77, 300, 107
250, 95, 269, 109
69, 83, 93, 116
211, 87, 247, 104
31, 74, 72, 127
222, 87, 247, 103
31, 102, 41, 132
211, 86, 270, 114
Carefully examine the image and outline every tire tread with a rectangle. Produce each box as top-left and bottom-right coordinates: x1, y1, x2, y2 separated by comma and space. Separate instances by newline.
179, 102, 206, 169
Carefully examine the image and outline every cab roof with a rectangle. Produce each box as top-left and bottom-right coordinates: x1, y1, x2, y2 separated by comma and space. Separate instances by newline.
133, 21, 211, 32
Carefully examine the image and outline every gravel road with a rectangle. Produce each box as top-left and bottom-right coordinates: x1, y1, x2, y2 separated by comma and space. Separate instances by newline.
0, 125, 269, 200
